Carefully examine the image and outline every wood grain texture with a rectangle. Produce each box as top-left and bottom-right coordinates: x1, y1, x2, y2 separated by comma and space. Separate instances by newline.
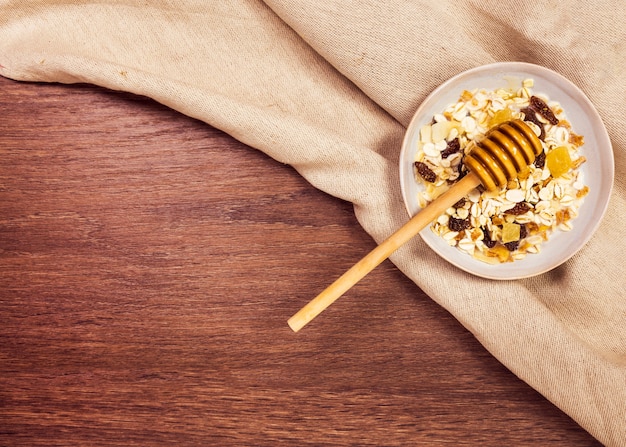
0, 77, 602, 446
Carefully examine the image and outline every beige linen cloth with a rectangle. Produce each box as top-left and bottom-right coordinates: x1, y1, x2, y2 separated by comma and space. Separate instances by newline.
1, 1, 624, 445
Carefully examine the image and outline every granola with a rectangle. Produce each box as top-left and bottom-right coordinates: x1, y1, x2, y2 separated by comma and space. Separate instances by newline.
413, 79, 589, 264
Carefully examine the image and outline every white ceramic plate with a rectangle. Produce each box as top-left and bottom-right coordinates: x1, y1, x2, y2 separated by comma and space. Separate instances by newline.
399, 62, 614, 280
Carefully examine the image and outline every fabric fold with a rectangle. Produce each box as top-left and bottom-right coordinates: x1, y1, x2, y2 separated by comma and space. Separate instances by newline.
1, 1, 625, 445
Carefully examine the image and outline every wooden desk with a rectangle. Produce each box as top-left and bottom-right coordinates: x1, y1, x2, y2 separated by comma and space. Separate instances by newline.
0, 77, 601, 446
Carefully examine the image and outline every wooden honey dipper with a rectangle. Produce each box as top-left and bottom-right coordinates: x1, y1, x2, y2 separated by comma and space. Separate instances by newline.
288, 119, 542, 332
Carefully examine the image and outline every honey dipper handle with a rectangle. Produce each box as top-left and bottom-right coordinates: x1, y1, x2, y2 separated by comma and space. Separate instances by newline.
288, 172, 481, 332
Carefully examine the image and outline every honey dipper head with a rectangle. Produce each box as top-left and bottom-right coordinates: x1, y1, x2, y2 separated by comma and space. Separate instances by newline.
463, 119, 543, 191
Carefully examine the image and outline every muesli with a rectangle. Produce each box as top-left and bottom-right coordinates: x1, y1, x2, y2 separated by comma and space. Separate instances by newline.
413, 79, 589, 264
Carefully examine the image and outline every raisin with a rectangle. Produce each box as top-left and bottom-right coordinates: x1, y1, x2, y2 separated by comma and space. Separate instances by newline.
441, 138, 460, 159
484, 239, 497, 249
414, 161, 437, 183
534, 150, 546, 169
519, 224, 528, 239
457, 159, 468, 179
481, 227, 496, 248
454, 198, 466, 208
448, 216, 470, 232
504, 240, 520, 251
521, 107, 546, 140
530, 96, 559, 125
505, 202, 531, 215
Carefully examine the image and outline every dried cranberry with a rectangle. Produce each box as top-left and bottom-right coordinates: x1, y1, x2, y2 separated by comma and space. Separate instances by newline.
414, 161, 437, 183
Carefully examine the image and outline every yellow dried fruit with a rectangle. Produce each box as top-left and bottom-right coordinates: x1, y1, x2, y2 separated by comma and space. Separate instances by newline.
489, 245, 512, 263
491, 216, 505, 226
569, 132, 584, 147
556, 209, 571, 225
572, 155, 587, 170
473, 250, 500, 265
489, 107, 513, 127
502, 222, 521, 243
546, 145, 572, 178
460, 90, 474, 101
576, 185, 590, 198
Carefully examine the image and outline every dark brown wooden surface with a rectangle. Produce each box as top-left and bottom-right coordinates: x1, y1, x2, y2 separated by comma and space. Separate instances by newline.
0, 76, 602, 446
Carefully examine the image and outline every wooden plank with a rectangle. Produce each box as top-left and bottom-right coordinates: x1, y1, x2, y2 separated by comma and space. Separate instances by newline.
0, 77, 601, 446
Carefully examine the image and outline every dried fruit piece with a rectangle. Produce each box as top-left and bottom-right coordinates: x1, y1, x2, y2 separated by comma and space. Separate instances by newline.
504, 240, 520, 251
448, 216, 471, 232
414, 161, 437, 183
530, 96, 559, 125
519, 224, 528, 239
453, 197, 466, 208
489, 245, 512, 262
456, 159, 468, 179
546, 146, 572, 178
576, 186, 589, 198
572, 156, 587, 170
556, 209, 571, 225
569, 132, 584, 147
441, 138, 460, 158
521, 107, 546, 140
505, 202, 531, 215
534, 150, 546, 169
481, 227, 496, 248
502, 222, 521, 243
489, 108, 513, 127
492, 216, 505, 226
